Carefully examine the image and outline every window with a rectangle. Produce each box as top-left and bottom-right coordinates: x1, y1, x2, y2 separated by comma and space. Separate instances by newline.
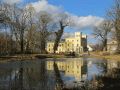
72, 44, 74, 47
68, 48, 69, 51
49, 44, 50, 47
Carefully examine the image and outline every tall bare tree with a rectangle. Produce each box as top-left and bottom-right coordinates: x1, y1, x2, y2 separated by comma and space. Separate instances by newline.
93, 20, 112, 51
37, 12, 52, 54
53, 13, 69, 53
0, 3, 29, 54
0, 3, 14, 55
108, 0, 120, 53
25, 4, 36, 53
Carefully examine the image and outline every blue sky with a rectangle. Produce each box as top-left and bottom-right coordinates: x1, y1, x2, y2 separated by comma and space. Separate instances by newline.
49, 0, 113, 17
23, 0, 113, 17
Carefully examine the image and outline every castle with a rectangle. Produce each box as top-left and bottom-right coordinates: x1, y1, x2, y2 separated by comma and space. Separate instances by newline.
46, 32, 87, 54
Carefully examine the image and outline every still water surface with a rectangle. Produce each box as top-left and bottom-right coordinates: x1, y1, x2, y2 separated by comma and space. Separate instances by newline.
0, 58, 120, 90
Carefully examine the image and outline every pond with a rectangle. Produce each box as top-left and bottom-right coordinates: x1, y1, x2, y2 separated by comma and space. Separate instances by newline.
0, 58, 120, 90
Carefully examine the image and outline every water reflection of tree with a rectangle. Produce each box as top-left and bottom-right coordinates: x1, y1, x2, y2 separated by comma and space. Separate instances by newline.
9, 60, 48, 90
53, 59, 89, 90
95, 60, 108, 74
24, 60, 48, 90
9, 61, 24, 90
0, 67, 13, 90
19, 61, 24, 90
39, 60, 47, 90
81, 60, 87, 76
89, 67, 120, 90
53, 61, 64, 90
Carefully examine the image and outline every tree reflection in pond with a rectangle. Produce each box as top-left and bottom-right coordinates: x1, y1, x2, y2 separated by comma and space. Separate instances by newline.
0, 58, 120, 90
89, 60, 120, 90
53, 61, 64, 90
0, 60, 49, 90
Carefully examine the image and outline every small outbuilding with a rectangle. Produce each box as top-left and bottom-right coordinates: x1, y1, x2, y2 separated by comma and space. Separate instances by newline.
107, 40, 117, 53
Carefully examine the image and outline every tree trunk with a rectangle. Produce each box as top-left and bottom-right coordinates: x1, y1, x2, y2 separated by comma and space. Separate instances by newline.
40, 39, 46, 54
39, 31, 47, 54
115, 26, 120, 53
103, 39, 107, 51
20, 29, 24, 54
53, 29, 64, 53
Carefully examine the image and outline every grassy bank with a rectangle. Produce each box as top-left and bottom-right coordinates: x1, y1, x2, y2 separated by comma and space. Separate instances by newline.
0, 54, 37, 61
2, 52, 119, 62
90, 52, 120, 61
35, 54, 66, 59
0, 54, 76, 61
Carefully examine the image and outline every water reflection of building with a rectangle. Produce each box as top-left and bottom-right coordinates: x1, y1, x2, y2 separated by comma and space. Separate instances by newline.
107, 60, 120, 74
47, 58, 87, 81
107, 60, 120, 69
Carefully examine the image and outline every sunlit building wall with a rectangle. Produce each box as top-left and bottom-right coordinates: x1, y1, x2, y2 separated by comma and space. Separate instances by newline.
46, 32, 87, 54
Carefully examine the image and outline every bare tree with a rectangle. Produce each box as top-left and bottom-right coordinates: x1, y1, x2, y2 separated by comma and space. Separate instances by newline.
53, 13, 69, 53
0, 3, 29, 54
37, 12, 52, 54
25, 4, 36, 53
0, 3, 14, 55
108, 0, 120, 53
93, 20, 112, 51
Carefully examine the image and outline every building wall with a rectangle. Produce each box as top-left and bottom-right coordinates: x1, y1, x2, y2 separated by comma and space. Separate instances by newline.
107, 44, 117, 51
81, 34, 87, 52
46, 32, 87, 54
47, 42, 54, 53
87, 45, 93, 51
65, 37, 75, 52
107, 40, 117, 53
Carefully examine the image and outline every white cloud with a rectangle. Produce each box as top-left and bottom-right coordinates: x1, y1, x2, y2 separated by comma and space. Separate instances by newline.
2, 0, 21, 4
29, 0, 104, 30
31, 0, 63, 14
69, 15, 104, 30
